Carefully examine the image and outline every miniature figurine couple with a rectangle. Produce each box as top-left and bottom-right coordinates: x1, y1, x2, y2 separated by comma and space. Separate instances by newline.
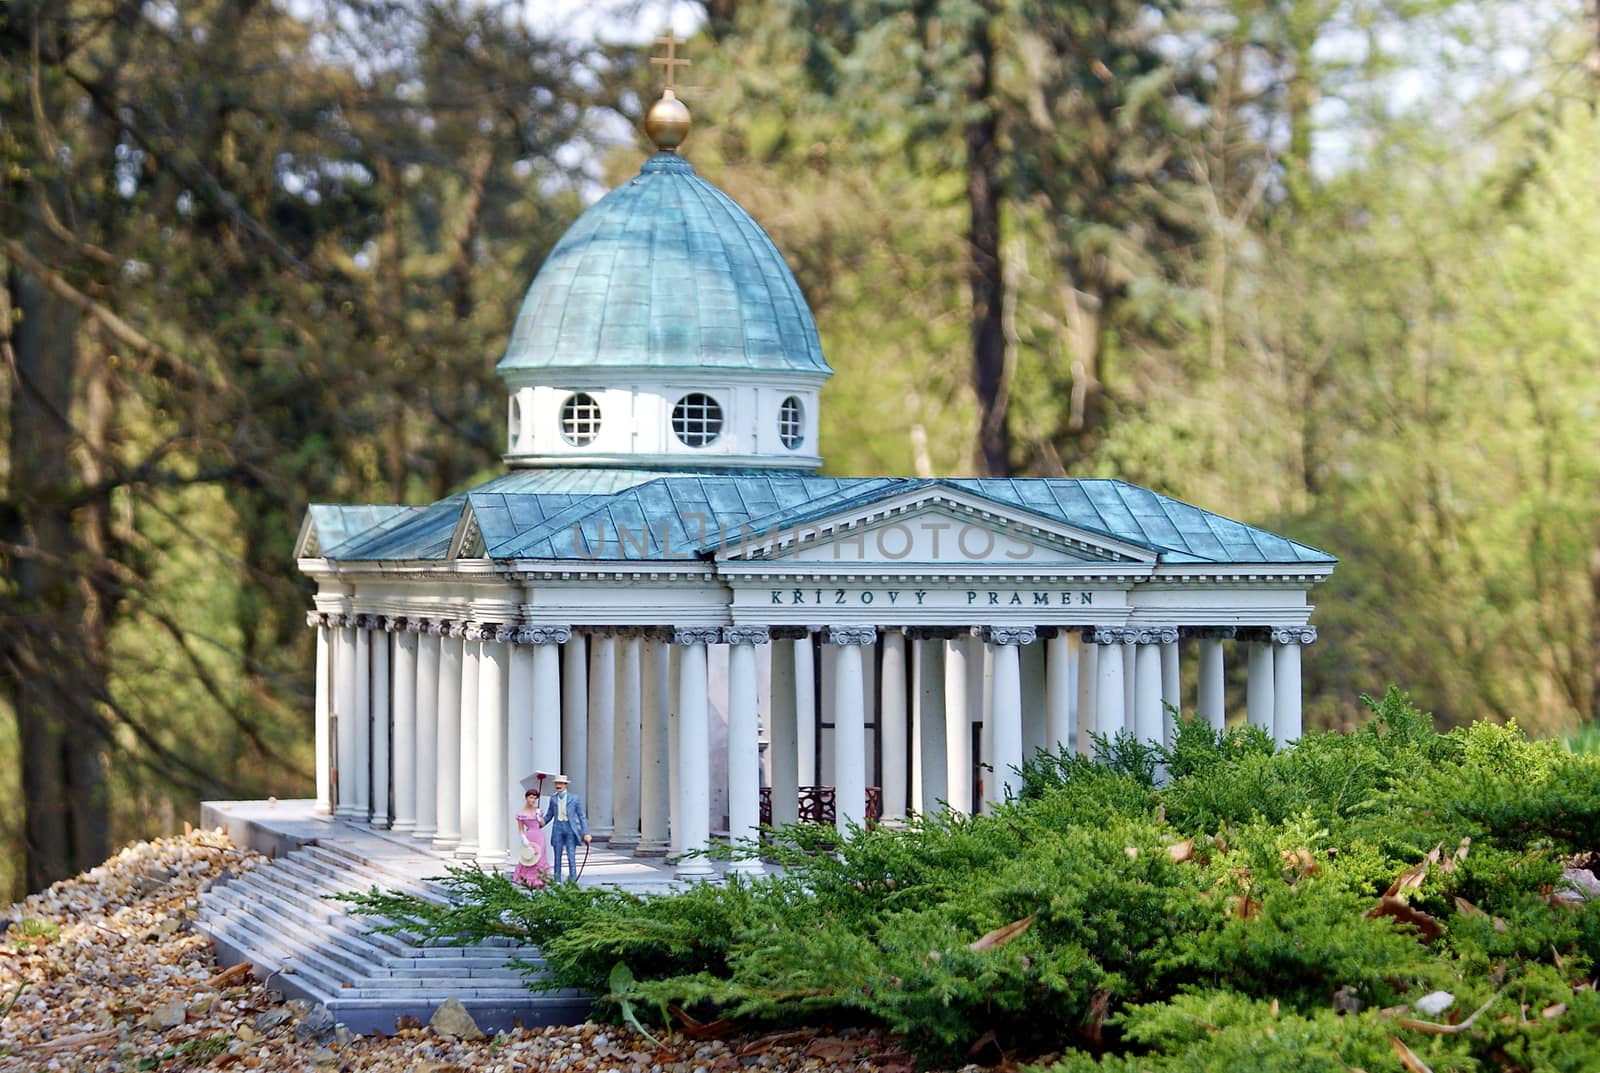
513, 773, 592, 888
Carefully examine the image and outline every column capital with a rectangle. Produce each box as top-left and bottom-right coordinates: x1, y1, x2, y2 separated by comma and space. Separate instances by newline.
1084, 626, 1129, 646
445, 621, 469, 639
513, 624, 572, 645
382, 616, 401, 633
723, 625, 771, 646
1186, 626, 1238, 640
305, 611, 327, 629
673, 626, 723, 646
1125, 626, 1179, 646
1271, 625, 1318, 645
981, 625, 1037, 646
352, 613, 377, 630
824, 625, 877, 646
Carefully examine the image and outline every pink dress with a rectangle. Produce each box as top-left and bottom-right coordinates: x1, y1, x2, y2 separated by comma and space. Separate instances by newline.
514, 810, 552, 888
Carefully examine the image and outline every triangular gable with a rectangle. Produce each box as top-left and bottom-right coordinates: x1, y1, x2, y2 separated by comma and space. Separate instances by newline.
718, 484, 1158, 565
447, 501, 488, 560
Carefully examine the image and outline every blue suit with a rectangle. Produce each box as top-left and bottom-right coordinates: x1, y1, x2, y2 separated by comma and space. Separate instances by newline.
542, 790, 589, 881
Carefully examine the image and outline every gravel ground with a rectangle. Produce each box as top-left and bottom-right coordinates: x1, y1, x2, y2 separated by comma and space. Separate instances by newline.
0, 831, 922, 1073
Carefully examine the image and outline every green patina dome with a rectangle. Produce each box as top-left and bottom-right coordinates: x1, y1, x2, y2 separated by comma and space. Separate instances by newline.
497, 153, 830, 377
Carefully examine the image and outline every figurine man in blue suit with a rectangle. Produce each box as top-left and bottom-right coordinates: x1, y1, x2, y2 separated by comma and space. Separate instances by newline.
542, 773, 591, 882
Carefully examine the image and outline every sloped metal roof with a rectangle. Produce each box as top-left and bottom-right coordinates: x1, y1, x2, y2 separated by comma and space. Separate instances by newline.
497, 154, 830, 377
311, 473, 1334, 567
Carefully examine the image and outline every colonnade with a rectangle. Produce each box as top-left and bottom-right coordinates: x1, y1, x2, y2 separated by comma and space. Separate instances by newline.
308, 612, 1316, 879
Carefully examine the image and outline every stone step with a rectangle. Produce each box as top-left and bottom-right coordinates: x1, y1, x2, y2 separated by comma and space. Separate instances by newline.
197, 831, 590, 1033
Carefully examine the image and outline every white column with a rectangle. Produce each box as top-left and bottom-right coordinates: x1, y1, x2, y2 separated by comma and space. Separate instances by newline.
476, 628, 509, 865
1133, 632, 1165, 747
1093, 629, 1126, 756
674, 627, 718, 879
1074, 635, 1097, 756
611, 635, 643, 849
353, 622, 372, 819
1272, 627, 1314, 746
828, 626, 875, 834
526, 626, 568, 776
334, 620, 359, 817
390, 623, 418, 833
878, 629, 908, 822
725, 626, 767, 875
1246, 640, 1275, 734
1160, 634, 1180, 745
913, 635, 947, 813
433, 624, 463, 849
507, 634, 536, 860
768, 635, 800, 829
370, 621, 392, 826
974, 636, 993, 810
986, 627, 1033, 803
1045, 631, 1074, 755
1121, 638, 1138, 734
1020, 637, 1047, 760
668, 641, 683, 858
311, 615, 333, 815
587, 633, 617, 840
943, 636, 972, 813
1197, 632, 1227, 732
561, 632, 588, 798
413, 623, 440, 841
637, 635, 671, 855
794, 633, 816, 786
455, 628, 482, 859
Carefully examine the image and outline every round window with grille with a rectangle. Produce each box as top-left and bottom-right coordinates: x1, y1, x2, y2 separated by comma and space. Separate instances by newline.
559, 392, 602, 447
778, 396, 804, 450
671, 393, 724, 447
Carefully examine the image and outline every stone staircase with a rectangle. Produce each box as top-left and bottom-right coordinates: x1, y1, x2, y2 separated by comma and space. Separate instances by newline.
195, 838, 593, 1034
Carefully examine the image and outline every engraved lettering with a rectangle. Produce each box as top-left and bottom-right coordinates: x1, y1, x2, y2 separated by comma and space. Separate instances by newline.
915, 591, 928, 605
1009, 592, 1022, 605
835, 589, 847, 605
989, 591, 1000, 605
1034, 592, 1050, 606
887, 591, 900, 604
772, 591, 783, 605
922, 521, 951, 558
860, 591, 874, 605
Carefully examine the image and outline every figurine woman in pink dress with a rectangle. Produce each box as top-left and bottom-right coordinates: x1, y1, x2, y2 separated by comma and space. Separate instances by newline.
514, 790, 552, 889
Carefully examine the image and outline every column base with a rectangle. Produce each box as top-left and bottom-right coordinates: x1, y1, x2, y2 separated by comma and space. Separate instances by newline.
727, 859, 765, 877
333, 805, 361, 819
390, 819, 417, 834
608, 833, 640, 851
590, 826, 615, 842
452, 843, 479, 860
431, 834, 460, 850
411, 824, 437, 841
674, 859, 717, 880
633, 839, 670, 857
368, 819, 391, 830
474, 850, 508, 866
313, 802, 333, 816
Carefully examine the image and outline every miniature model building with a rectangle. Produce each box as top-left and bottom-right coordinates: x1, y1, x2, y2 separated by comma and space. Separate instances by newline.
293, 64, 1335, 881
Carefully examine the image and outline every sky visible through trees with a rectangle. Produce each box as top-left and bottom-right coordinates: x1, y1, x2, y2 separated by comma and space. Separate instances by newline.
1, 0, 1598, 896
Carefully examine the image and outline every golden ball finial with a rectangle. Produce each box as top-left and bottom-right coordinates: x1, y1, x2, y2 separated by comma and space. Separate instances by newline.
646, 89, 692, 152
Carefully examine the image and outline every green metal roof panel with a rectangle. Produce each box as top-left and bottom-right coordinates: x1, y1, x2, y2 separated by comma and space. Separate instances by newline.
499, 154, 831, 377
310, 472, 1335, 566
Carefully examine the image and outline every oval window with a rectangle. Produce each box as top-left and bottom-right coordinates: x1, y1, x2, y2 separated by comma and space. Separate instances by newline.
559, 392, 602, 447
778, 396, 804, 450
672, 393, 724, 447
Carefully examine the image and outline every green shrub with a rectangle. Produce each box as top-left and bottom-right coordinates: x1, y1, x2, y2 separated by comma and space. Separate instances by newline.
339, 688, 1600, 1070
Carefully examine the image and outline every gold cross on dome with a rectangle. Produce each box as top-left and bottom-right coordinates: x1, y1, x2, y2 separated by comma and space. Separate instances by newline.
651, 29, 691, 92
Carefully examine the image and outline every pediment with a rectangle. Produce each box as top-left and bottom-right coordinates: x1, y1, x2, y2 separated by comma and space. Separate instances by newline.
717, 488, 1155, 567
447, 503, 487, 560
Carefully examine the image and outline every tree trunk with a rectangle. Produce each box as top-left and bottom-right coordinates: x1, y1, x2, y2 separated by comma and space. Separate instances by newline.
4, 266, 109, 891
965, 2, 1008, 477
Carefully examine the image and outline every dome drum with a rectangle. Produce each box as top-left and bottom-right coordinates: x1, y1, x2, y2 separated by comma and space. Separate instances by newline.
503, 373, 823, 470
